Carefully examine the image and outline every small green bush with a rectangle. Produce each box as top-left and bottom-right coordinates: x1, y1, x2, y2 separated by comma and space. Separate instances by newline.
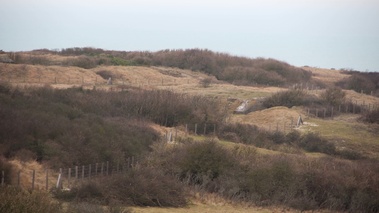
298, 132, 336, 155
285, 131, 301, 144
177, 140, 234, 182
110, 57, 136, 66
269, 131, 286, 144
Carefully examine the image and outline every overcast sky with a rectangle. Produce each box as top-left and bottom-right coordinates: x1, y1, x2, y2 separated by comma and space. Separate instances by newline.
1, 0, 378, 71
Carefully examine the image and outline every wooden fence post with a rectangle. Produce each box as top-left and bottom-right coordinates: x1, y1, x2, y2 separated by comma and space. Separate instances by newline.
32, 170, 35, 190
46, 169, 49, 191
204, 124, 207, 135
59, 168, 63, 188
68, 168, 71, 188
89, 164, 91, 179
95, 163, 98, 176
195, 124, 198, 135
127, 158, 130, 169
331, 107, 334, 118
106, 161, 109, 176
101, 163, 104, 176
1, 170, 4, 186
175, 127, 177, 141
56, 173, 61, 189
75, 166, 78, 179
81, 166, 85, 180
17, 171, 21, 187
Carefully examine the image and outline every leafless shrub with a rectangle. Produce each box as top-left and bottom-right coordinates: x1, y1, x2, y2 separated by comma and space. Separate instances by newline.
360, 108, 379, 124
0, 186, 61, 213
199, 77, 212, 88
320, 87, 346, 106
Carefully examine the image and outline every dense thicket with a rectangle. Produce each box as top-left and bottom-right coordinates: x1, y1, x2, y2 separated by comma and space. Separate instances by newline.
14, 48, 313, 87
144, 139, 379, 212
0, 84, 224, 167
337, 70, 379, 97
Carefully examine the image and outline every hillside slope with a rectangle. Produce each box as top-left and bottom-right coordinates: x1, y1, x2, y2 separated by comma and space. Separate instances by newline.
1, 50, 379, 213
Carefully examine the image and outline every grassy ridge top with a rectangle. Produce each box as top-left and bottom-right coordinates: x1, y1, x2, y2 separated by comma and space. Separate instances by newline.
4, 48, 314, 87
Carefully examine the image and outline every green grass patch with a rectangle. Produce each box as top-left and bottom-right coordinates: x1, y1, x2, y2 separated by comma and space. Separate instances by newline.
305, 117, 379, 159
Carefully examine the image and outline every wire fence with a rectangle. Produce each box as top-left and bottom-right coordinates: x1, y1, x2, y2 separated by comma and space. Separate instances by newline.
1, 157, 137, 191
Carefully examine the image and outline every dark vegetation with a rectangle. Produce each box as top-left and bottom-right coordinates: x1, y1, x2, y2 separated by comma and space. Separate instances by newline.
1, 82, 378, 212
261, 87, 371, 118
144, 139, 379, 212
54, 168, 187, 208
0, 84, 223, 167
12, 47, 314, 87
337, 70, 379, 97
262, 87, 346, 109
262, 89, 316, 108
361, 108, 379, 124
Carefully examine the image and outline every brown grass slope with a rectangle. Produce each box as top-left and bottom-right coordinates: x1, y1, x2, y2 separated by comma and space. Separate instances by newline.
2, 50, 379, 212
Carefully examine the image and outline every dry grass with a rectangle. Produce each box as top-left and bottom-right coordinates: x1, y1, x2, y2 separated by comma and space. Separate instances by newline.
132, 205, 275, 213
0, 63, 105, 86
301, 66, 349, 86
131, 191, 336, 213
131, 206, 338, 213
0, 63, 286, 100
230, 106, 304, 131
1, 56, 379, 213
8, 159, 58, 190
344, 89, 379, 106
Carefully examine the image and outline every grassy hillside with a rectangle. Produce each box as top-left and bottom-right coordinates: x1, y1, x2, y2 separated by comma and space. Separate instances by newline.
1, 48, 379, 213
4, 48, 315, 87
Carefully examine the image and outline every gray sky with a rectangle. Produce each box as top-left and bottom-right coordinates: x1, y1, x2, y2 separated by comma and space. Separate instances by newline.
1, 0, 378, 71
